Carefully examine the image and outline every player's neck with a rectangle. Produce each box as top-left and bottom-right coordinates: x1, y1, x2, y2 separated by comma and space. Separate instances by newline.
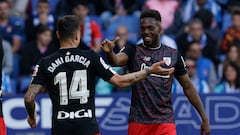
60, 40, 77, 49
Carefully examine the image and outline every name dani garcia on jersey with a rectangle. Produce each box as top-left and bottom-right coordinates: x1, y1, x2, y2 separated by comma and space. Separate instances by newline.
47, 54, 91, 73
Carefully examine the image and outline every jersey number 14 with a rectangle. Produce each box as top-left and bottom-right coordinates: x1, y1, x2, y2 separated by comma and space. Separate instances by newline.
54, 70, 90, 105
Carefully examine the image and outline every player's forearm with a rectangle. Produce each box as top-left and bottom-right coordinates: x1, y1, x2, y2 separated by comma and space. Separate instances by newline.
184, 85, 208, 121
179, 75, 208, 121
116, 68, 150, 88
24, 84, 42, 119
24, 93, 36, 119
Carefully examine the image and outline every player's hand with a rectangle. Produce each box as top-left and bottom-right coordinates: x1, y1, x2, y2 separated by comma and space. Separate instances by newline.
149, 61, 175, 75
27, 113, 37, 128
101, 37, 120, 53
201, 119, 210, 135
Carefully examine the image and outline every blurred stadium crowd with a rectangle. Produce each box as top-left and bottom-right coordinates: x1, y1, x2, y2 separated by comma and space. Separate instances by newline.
1, 0, 240, 95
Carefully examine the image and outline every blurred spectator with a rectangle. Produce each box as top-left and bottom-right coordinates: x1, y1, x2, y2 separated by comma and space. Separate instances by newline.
31, 0, 59, 15
72, 1, 103, 53
10, 0, 29, 18
96, 25, 134, 95
54, 0, 73, 17
96, 25, 132, 94
182, 0, 222, 24
114, 25, 135, 52
144, 0, 183, 37
214, 62, 240, 93
186, 41, 217, 91
55, 0, 103, 17
100, 0, 140, 29
176, 19, 219, 66
95, 66, 121, 95
25, 0, 56, 43
218, 44, 240, 79
193, 9, 221, 42
19, 25, 57, 92
1, 40, 13, 94
0, 0, 24, 86
108, 25, 133, 93
221, 10, 240, 53
172, 58, 210, 93
221, 0, 240, 34
0, 0, 22, 54
9, 0, 29, 17
2, 40, 12, 75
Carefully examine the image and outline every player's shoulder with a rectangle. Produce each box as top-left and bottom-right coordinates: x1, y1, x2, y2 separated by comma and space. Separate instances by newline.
136, 43, 143, 48
44, 50, 59, 59
80, 49, 98, 57
161, 44, 179, 53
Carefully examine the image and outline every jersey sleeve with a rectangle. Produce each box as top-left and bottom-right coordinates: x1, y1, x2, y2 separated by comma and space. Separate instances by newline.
31, 59, 47, 85
92, 52, 115, 81
174, 52, 187, 77
121, 44, 136, 61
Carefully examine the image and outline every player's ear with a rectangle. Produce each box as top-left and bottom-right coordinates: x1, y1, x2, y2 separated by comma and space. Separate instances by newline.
75, 31, 80, 40
157, 22, 162, 34
56, 31, 60, 39
75, 31, 81, 46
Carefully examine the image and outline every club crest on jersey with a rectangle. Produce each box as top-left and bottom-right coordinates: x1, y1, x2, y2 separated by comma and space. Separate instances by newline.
143, 56, 151, 62
163, 57, 171, 66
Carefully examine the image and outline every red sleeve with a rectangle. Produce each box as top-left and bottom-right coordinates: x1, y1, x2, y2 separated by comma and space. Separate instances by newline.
221, 28, 234, 53
90, 20, 102, 40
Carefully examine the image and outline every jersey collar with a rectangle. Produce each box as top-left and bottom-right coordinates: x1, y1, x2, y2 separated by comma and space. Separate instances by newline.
142, 43, 162, 50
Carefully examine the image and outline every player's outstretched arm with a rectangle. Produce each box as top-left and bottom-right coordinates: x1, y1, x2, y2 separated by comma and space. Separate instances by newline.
177, 74, 210, 135
109, 61, 174, 88
24, 84, 46, 128
101, 37, 129, 66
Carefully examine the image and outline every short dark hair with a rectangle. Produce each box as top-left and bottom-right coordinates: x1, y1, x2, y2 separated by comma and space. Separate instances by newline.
73, 0, 88, 9
187, 41, 201, 51
36, 24, 51, 35
222, 61, 240, 89
0, 0, 10, 5
57, 15, 80, 41
140, 9, 161, 22
193, 9, 213, 29
232, 10, 240, 17
188, 18, 203, 27
37, 0, 48, 4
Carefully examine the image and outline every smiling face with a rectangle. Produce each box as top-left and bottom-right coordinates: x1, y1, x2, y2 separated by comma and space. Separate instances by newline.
140, 17, 161, 48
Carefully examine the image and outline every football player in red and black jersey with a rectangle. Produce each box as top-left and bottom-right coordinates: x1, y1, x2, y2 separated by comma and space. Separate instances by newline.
101, 9, 210, 135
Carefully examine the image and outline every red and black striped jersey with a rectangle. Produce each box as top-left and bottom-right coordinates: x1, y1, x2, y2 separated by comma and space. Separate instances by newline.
123, 43, 187, 124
